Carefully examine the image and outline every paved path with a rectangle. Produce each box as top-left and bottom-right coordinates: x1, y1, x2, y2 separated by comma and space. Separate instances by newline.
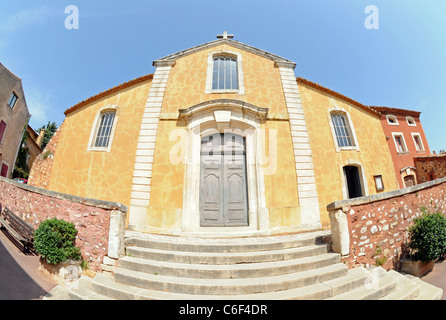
0, 229, 57, 300
420, 258, 446, 300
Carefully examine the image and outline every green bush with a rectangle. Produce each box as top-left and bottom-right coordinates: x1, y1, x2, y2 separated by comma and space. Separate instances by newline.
34, 218, 81, 264
407, 210, 446, 262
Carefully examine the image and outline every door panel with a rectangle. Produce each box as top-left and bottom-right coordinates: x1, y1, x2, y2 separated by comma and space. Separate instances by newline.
200, 133, 249, 227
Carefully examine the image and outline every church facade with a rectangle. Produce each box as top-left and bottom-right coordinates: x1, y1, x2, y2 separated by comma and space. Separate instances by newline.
29, 34, 399, 236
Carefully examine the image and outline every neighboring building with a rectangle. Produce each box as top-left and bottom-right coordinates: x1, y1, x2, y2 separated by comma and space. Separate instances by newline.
13, 125, 44, 179
371, 106, 431, 188
0, 63, 31, 179
29, 34, 400, 234
414, 153, 446, 184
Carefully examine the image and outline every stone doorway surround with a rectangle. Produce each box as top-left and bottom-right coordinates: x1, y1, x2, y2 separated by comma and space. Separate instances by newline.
178, 99, 270, 237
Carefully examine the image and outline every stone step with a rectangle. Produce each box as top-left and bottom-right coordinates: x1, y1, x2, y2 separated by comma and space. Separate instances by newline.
404, 274, 443, 300
118, 252, 340, 279
124, 230, 331, 253
125, 243, 330, 265
327, 268, 398, 300
112, 262, 348, 295
92, 272, 333, 300
380, 271, 421, 300
66, 276, 113, 300
43, 276, 112, 300
43, 285, 70, 300
92, 266, 369, 300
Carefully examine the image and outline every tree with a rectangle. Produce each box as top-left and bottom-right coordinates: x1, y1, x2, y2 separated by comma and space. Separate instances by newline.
37, 121, 58, 150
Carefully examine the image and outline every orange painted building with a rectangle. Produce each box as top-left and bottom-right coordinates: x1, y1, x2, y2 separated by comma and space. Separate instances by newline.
371, 106, 431, 188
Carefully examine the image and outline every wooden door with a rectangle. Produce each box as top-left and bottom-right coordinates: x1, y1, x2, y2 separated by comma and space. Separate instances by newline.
404, 175, 416, 187
200, 133, 248, 227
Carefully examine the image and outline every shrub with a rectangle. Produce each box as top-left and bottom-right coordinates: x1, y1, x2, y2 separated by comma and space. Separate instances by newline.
407, 210, 446, 262
34, 218, 81, 264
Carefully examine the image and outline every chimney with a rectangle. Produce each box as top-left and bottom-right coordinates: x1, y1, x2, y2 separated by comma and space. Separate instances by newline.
36, 129, 45, 148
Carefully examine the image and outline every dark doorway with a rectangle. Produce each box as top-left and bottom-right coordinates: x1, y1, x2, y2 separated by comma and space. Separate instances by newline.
344, 165, 363, 199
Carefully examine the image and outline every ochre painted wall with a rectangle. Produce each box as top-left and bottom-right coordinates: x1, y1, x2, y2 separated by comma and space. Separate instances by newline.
298, 83, 398, 228
145, 119, 184, 230
47, 80, 152, 209
149, 43, 302, 230
261, 120, 301, 228
162, 44, 288, 116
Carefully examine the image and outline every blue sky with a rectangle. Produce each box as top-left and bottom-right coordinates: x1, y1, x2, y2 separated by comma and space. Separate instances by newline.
1, 0, 445, 151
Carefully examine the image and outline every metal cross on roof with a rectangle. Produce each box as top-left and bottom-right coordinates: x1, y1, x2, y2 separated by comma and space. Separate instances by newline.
217, 31, 234, 39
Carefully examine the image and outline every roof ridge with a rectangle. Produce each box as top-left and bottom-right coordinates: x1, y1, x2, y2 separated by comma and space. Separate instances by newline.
154, 38, 295, 67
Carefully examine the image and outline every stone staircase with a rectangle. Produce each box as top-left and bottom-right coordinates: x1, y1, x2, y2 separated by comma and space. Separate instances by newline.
43, 230, 443, 300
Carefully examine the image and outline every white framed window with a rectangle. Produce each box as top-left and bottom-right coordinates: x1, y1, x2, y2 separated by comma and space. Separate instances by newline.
212, 56, 238, 90
87, 105, 119, 152
386, 115, 399, 126
7, 92, 18, 109
411, 132, 425, 152
392, 132, 408, 154
328, 108, 359, 151
406, 116, 416, 126
205, 50, 245, 94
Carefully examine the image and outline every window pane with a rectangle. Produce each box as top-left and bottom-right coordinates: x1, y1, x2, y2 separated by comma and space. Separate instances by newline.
212, 56, 238, 90
94, 112, 115, 148
331, 114, 354, 148
8, 93, 18, 109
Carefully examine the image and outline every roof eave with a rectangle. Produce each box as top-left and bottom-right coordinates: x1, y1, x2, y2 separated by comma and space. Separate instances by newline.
153, 39, 296, 68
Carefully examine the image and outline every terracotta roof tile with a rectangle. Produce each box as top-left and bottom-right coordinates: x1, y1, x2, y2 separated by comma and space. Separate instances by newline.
368, 106, 421, 118
64, 74, 154, 115
296, 77, 381, 117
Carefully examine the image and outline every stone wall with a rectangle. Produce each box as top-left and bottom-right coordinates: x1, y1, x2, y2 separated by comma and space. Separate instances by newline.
415, 154, 446, 184
27, 122, 63, 189
327, 177, 446, 271
0, 176, 127, 272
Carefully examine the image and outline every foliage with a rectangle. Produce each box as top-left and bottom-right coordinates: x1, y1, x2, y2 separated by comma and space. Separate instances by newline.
407, 209, 446, 262
12, 125, 29, 179
37, 121, 58, 150
373, 244, 387, 267
33, 218, 81, 265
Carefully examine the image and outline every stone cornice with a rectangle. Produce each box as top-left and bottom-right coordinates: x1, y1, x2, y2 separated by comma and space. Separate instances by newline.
154, 39, 295, 66
178, 99, 269, 120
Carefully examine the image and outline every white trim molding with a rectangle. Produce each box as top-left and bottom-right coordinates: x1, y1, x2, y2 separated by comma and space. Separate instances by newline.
205, 50, 245, 95
87, 105, 119, 153
391, 132, 409, 154
179, 99, 269, 236
411, 132, 425, 153
406, 116, 416, 127
128, 63, 173, 230
277, 63, 321, 231
386, 114, 399, 126
327, 106, 360, 152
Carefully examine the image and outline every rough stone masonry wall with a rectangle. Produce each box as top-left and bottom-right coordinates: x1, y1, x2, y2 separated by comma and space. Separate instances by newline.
328, 177, 446, 271
0, 176, 127, 272
27, 122, 64, 189
415, 154, 446, 184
